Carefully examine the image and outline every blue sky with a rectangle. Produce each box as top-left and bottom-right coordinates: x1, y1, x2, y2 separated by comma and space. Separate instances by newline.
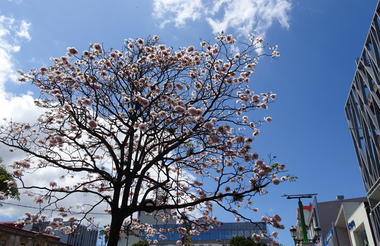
0, 0, 378, 245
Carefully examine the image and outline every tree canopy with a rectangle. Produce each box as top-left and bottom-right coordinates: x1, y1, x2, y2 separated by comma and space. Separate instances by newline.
0, 159, 19, 199
131, 240, 149, 246
230, 236, 266, 246
0, 34, 286, 246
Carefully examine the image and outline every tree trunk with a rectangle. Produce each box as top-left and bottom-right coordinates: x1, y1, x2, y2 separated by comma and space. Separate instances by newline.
107, 213, 124, 246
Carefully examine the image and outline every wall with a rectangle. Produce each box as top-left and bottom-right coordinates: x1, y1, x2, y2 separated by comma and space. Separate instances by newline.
347, 203, 375, 246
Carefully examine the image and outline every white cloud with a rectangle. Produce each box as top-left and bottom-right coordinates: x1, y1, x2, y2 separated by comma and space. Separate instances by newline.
0, 16, 59, 222
153, 0, 204, 27
152, 0, 291, 37
0, 16, 40, 161
0, 16, 40, 125
0, 16, 31, 85
17, 21, 31, 41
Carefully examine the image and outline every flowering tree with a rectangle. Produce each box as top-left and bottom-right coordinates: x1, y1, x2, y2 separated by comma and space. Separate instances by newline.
0, 34, 286, 246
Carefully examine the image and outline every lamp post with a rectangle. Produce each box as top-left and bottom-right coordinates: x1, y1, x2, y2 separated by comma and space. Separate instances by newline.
283, 194, 320, 246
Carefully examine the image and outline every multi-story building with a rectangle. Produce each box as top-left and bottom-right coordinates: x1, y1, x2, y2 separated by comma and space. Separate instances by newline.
317, 197, 374, 246
291, 196, 374, 246
118, 210, 268, 246
345, 0, 380, 245
147, 222, 269, 246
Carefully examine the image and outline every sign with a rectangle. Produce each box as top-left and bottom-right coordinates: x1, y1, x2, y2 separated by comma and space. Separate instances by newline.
348, 220, 356, 230
323, 228, 334, 246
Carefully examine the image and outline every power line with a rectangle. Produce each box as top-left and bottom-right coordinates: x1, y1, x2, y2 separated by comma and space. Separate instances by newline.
0, 201, 110, 216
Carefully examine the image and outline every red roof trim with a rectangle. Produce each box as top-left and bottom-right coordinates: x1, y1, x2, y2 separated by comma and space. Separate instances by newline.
0, 222, 61, 239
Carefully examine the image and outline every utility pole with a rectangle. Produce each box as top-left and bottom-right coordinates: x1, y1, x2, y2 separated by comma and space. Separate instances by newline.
283, 194, 317, 244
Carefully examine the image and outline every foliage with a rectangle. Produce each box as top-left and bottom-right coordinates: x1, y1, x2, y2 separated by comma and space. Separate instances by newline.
230, 236, 266, 246
132, 241, 149, 246
0, 160, 19, 199
0, 34, 287, 246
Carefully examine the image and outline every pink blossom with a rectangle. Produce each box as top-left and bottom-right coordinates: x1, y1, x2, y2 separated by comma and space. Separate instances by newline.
256, 37, 264, 43
35, 197, 44, 204
270, 93, 277, 99
261, 216, 270, 222
138, 123, 148, 132
272, 50, 280, 57
187, 46, 194, 52
252, 233, 261, 243
175, 83, 184, 90
280, 176, 288, 181
18, 160, 30, 168
253, 129, 260, 136
45, 226, 53, 232
272, 221, 284, 229
258, 103, 268, 109
92, 43, 103, 53
175, 105, 185, 114
6, 180, 16, 187
273, 214, 282, 222
204, 122, 214, 131
209, 134, 220, 144
67, 47, 78, 56
137, 38, 144, 47
226, 35, 234, 43
159, 111, 167, 118
88, 120, 97, 129
136, 95, 149, 107
218, 125, 231, 135
13, 169, 23, 177
128, 42, 134, 49
264, 116, 272, 122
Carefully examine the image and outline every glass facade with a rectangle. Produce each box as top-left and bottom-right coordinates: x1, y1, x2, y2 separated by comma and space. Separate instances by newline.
345, 1, 380, 245
146, 222, 267, 242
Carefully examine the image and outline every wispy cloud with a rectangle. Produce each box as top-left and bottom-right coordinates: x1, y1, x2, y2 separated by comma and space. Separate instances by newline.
153, 0, 204, 27
152, 0, 291, 37
0, 16, 39, 126
16, 21, 31, 41
0, 16, 31, 86
7, 0, 23, 4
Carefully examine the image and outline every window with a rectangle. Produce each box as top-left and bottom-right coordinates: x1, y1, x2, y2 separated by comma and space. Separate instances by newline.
354, 224, 369, 246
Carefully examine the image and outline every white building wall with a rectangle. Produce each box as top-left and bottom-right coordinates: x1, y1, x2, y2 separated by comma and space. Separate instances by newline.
347, 203, 375, 246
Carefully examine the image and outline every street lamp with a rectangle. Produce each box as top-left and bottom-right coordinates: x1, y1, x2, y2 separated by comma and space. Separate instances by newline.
290, 226, 297, 239
283, 194, 319, 245
289, 226, 321, 246
315, 227, 321, 236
